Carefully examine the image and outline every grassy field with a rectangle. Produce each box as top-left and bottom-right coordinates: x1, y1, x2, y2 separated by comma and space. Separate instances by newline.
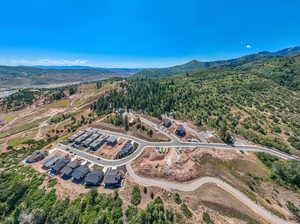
0, 117, 48, 138
7, 137, 27, 147
44, 99, 70, 109
1, 114, 17, 121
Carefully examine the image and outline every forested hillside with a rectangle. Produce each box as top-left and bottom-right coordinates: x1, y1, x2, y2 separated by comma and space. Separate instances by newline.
92, 54, 300, 154
135, 46, 300, 78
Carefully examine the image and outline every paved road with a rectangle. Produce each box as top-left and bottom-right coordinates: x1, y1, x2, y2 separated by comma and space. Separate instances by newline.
57, 127, 300, 167
126, 164, 288, 224
55, 118, 299, 224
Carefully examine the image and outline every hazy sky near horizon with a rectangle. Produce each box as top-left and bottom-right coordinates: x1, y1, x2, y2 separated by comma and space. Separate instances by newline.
0, 0, 300, 67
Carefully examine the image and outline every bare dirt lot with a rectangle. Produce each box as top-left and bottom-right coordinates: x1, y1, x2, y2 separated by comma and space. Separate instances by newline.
132, 147, 300, 222
122, 175, 269, 224
92, 138, 128, 159
132, 147, 247, 182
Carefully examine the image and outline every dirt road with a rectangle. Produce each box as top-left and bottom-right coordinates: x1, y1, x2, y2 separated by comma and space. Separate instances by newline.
126, 163, 290, 224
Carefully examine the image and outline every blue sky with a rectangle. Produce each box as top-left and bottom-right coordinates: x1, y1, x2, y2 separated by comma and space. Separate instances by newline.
0, 0, 299, 67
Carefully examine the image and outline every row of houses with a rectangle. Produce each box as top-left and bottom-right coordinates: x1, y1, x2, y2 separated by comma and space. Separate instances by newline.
40, 154, 123, 188
68, 128, 118, 151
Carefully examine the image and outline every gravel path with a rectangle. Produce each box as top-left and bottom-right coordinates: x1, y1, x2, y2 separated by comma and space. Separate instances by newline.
126, 164, 290, 224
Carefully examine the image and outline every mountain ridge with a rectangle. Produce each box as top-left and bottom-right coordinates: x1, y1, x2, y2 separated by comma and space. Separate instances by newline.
135, 46, 300, 77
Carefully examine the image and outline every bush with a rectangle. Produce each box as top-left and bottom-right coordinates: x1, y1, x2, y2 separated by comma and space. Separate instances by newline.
257, 152, 300, 190
180, 203, 192, 218
131, 186, 141, 206
150, 192, 154, 199
203, 212, 214, 224
174, 193, 182, 204
47, 178, 57, 188
286, 201, 300, 219
143, 187, 147, 194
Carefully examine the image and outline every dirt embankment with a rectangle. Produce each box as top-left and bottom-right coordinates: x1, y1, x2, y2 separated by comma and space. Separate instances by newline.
133, 147, 244, 182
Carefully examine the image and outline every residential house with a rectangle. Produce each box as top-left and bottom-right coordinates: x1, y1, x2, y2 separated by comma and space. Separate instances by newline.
26, 150, 48, 163
72, 165, 90, 181
85, 168, 104, 186
50, 157, 71, 175
61, 160, 80, 178
103, 169, 123, 188
162, 119, 172, 128
175, 125, 186, 137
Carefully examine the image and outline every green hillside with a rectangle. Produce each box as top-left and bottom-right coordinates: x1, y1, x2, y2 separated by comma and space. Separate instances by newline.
135, 46, 300, 78
0, 66, 129, 88
92, 54, 300, 154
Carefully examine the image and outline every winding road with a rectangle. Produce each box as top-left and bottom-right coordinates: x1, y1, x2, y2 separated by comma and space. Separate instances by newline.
55, 115, 300, 224
58, 126, 300, 167
126, 164, 288, 224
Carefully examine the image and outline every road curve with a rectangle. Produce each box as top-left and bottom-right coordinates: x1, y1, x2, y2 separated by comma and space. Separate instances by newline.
126, 164, 289, 224
57, 127, 300, 168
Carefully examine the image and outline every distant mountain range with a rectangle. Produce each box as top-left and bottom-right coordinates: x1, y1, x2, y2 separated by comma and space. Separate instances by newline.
1, 46, 300, 87
32, 65, 142, 73
135, 46, 300, 77
0, 66, 131, 88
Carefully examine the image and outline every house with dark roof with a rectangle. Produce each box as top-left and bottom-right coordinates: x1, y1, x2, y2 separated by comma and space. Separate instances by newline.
103, 169, 123, 188
116, 143, 133, 159
25, 150, 48, 163
85, 168, 104, 186
60, 160, 80, 178
74, 132, 93, 144
89, 135, 107, 151
49, 157, 71, 175
42, 155, 64, 169
106, 136, 117, 146
82, 133, 99, 147
116, 108, 125, 115
72, 165, 90, 181
162, 119, 172, 128
175, 125, 186, 137
61, 166, 73, 178
68, 130, 86, 142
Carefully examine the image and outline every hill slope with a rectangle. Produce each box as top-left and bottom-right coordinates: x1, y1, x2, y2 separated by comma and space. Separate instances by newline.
92, 54, 300, 155
0, 66, 131, 88
136, 46, 300, 78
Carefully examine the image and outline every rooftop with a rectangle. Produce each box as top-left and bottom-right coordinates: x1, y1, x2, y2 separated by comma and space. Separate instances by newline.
51, 158, 70, 172
72, 165, 90, 180
85, 169, 104, 185
104, 169, 122, 185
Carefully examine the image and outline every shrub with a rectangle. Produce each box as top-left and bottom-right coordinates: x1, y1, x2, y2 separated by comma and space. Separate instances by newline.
180, 203, 192, 218
131, 186, 141, 206
174, 193, 182, 204
203, 212, 214, 224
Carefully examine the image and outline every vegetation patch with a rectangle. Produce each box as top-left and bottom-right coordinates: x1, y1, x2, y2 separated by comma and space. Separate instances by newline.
91, 57, 300, 154
202, 212, 214, 224
130, 186, 141, 206
202, 201, 260, 223
0, 117, 48, 138
7, 137, 27, 147
257, 152, 300, 191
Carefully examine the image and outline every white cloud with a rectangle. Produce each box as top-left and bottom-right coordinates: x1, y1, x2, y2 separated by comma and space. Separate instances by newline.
245, 44, 253, 49
0, 58, 89, 66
